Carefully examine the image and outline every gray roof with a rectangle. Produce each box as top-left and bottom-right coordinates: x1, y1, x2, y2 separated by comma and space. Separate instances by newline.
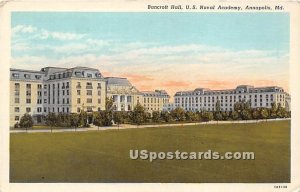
10, 68, 45, 81
142, 90, 170, 98
105, 77, 132, 86
175, 85, 286, 96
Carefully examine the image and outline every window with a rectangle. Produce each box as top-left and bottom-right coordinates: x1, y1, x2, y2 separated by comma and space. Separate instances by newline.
35, 75, 42, 79
98, 90, 101, 96
44, 99, 47, 103
87, 90, 92, 95
77, 108, 81, 113
26, 107, 31, 113
15, 98, 20, 103
87, 73, 92, 78
66, 98, 69, 104
77, 90, 80, 95
37, 107, 42, 112
12, 73, 19, 79
75, 71, 82, 77
66, 82, 69, 88
67, 90, 69, 95
98, 98, 101, 104
15, 116, 19, 121
87, 107, 93, 112
26, 90, 31, 96
24, 74, 31, 79
66, 108, 69, 113
26, 99, 31, 104
26, 84, 31, 89
87, 98, 92, 103
15, 83, 20, 89
127, 96, 132, 102
44, 107, 47, 113
14, 107, 20, 112
86, 82, 92, 89
77, 98, 81, 104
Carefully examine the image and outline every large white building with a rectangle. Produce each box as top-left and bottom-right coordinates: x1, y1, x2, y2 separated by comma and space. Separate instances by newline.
142, 90, 170, 112
170, 85, 290, 112
10, 66, 170, 126
105, 77, 143, 111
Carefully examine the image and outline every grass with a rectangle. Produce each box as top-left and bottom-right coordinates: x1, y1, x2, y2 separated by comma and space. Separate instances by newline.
10, 120, 290, 183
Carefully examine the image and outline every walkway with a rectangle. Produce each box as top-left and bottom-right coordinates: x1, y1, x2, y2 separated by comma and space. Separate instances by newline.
10, 118, 290, 133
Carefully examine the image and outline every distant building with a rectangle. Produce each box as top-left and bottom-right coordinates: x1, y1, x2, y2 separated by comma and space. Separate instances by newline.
142, 90, 170, 112
172, 85, 290, 112
105, 77, 142, 111
163, 103, 176, 112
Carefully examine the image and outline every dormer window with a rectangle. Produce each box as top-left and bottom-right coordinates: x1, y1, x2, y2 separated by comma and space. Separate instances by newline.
24, 74, 31, 79
87, 73, 92, 78
35, 75, 41, 79
75, 71, 81, 77
12, 73, 19, 79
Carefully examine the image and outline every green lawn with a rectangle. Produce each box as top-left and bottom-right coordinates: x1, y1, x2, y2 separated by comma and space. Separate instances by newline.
10, 120, 290, 183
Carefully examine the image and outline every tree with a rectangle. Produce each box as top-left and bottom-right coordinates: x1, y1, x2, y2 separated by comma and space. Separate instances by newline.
70, 113, 80, 130
231, 111, 239, 120
276, 103, 288, 118
202, 111, 213, 122
260, 108, 269, 120
241, 110, 252, 120
79, 110, 88, 127
106, 97, 114, 111
171, 107, 186, 121
214, 112, 223, 121
270, 102, 278, 119
19, 113, 33, 130
45, 112, 57, 132
100, 111, 113, 126
57, 113, 71, 127
152, 111, 160, 123
113, 111, 124, 127
215, 100, 221, 112
161, 111, 172, 122
252, 109, 260, 120
130, 103, 146, 125
222, 111, 230, 120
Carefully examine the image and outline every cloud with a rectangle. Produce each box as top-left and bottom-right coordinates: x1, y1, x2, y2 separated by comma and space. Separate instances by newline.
12, 25, 86, 41
12, 25, 37, 34
162, 81, 191, 87
11, 27, 289, 98
120, 74, 154, 82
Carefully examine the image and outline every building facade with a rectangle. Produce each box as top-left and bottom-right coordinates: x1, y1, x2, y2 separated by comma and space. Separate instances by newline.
105, 77, 143, 111
10, 67, 107, 126
142, 90, 170, 112
172, 85, 290, 112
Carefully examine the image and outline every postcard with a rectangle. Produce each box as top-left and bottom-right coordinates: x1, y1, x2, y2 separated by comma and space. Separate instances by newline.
0, 0, 299, 191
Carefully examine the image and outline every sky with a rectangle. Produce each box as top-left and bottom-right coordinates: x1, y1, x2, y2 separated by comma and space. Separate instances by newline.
11, 12, 290, 98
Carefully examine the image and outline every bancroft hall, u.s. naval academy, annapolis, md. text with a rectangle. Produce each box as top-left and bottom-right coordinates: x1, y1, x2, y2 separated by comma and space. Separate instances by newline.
147, 5, 284, 11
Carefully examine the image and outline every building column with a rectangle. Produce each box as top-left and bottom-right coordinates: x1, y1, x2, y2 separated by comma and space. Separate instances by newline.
124, 95, 127, 111
117, 95, 121, 111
